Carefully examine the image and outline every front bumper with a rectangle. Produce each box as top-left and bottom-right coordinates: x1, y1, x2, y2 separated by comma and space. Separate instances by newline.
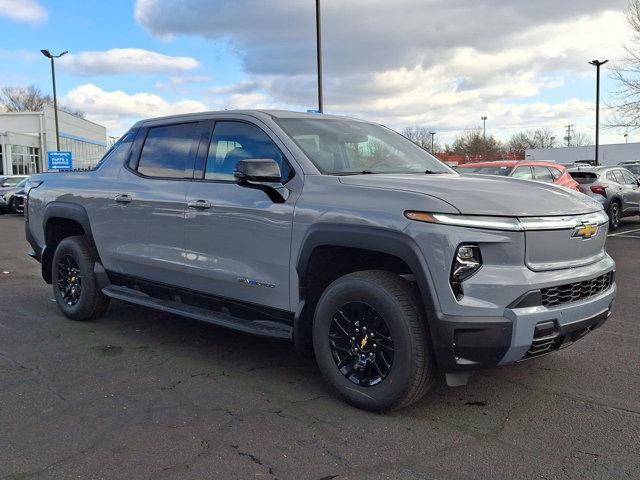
432, 280, 616, 372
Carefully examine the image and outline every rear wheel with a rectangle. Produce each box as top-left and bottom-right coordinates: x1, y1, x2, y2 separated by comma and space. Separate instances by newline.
608, 201, 621, 230
9, 198, 18, 214
313, 270, 434, 411
52, 236, 109, 321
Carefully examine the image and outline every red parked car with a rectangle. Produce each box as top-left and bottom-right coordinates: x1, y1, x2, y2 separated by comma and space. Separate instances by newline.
457, 161, 581, 192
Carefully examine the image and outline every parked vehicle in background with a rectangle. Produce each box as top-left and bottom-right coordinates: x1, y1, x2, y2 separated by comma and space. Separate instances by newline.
457, 160, 581, 192
0, 175, 28, 187
0, 177, 29, 214
11, 189, 26, 215
24, 110, 616, 411
618, 161, 640, 177
568, 166, 640, 230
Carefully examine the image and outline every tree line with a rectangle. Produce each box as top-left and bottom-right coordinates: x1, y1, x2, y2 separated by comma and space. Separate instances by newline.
402, 126, 592, 157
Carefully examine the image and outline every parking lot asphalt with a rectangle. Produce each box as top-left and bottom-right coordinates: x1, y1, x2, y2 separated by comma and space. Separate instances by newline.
0, 214, 638, 480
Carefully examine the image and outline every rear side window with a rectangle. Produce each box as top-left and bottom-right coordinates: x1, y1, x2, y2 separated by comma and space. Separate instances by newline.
533, 167, 554, 183
620, 169, 638, 185
204, 121, 293, 182
511, 166, 533, 180
137, 123, 198, 178
549, 167, 562, 180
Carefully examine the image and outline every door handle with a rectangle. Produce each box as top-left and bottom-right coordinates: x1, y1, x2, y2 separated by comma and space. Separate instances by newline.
114, 194, 132, 204
187, 200, 211, 210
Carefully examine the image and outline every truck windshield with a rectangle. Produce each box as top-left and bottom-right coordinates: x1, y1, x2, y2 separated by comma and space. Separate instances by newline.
275, 118, 453, 175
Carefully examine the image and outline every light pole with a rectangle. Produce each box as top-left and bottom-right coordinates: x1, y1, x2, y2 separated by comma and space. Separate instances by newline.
481, 116, 487, 139
624, 133, 629, 143
589, 59, 608, 166
315, 0, 323, 113
41, 49, 68, 151
429, 131, 436, 153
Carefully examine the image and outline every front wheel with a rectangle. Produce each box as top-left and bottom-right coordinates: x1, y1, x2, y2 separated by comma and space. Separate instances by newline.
52, 236, 109, 321
313, 270, 434, 411
608, 202, 621, 230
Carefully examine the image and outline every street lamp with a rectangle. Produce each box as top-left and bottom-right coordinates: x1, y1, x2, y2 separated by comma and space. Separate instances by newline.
589, 59, 608, 166
429, 131, 436, 153
481, 116, 488, 139
624, 133, 629, 143
41, 49, 68, 151
315, 0, 323, 113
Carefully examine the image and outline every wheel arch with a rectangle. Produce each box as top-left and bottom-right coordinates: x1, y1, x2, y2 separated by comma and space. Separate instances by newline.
293, 224, 439, 354
41, 202, 97, 284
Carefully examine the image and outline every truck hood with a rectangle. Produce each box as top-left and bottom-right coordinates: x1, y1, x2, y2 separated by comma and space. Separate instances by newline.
338, 173, 602, 216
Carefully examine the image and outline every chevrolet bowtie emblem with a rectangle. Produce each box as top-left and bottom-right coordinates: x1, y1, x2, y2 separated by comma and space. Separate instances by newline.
573, 223, 598, 240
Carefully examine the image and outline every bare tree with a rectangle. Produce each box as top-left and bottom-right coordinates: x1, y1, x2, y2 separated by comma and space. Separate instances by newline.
447, 128, 504, 156
507, 128, 557, 156
608, 0, 640, 132
0, 84, 85, 117
402, 126, 441, 153
571, 132, 593, 147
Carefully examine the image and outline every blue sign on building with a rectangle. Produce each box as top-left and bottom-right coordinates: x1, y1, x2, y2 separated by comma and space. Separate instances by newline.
47, 151, 73, 170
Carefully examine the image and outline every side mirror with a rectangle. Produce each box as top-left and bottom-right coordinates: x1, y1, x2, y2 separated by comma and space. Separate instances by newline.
234, 159, 282, 184
233, 159, 287, 204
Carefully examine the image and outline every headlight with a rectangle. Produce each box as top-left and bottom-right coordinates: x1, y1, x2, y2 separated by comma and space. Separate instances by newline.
450, 244, 482, 300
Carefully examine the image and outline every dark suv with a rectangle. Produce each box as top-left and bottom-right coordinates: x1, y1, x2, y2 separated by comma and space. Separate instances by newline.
568, 166, 640, 230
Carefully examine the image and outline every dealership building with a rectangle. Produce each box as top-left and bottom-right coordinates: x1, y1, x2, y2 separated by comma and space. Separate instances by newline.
526, 142, 640, 166
0, 105, 107, 175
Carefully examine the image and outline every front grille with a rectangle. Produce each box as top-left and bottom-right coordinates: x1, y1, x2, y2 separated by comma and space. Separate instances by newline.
541, 272, 614, 307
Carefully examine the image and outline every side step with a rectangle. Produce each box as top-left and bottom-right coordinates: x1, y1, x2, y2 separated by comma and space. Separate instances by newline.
102, 285, 292, 339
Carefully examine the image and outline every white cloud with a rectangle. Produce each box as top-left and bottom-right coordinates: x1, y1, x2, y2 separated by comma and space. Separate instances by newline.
59, 48, 200, 76
0, 0, 47, 24
155, 75, 212, 92
62, 83, 208, 133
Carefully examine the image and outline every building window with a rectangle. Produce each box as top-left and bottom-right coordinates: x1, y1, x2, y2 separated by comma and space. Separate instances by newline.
9, 145, 40, 175
58, 136, 107, 171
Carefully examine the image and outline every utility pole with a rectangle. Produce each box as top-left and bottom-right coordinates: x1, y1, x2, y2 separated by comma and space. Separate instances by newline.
589, 60, 608, 166
315, 0, 323, 113
41, 49, 68, 151
429, 131, 436, 153
565, 124, 574, 147
481, 116, 487, 139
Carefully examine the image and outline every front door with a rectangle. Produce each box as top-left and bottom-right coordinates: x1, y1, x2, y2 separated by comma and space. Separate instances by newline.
184, 120, 297, 311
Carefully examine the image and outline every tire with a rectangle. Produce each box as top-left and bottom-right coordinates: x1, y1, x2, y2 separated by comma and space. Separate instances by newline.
313, 270, 434, 411
52, 236, 109, 321
9, 198, 17, 214
608, 201, 621, 231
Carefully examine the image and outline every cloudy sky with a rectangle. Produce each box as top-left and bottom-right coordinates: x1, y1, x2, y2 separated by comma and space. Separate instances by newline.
0, 0, 632, 144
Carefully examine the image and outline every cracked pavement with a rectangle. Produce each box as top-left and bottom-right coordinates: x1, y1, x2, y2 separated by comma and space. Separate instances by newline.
1, 215, 639, 479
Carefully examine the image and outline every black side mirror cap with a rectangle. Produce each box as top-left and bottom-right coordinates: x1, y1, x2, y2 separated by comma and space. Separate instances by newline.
234, 159, 282, 184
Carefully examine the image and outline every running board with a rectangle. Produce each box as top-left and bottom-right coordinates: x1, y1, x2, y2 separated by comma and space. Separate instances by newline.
102, 285, 292, 339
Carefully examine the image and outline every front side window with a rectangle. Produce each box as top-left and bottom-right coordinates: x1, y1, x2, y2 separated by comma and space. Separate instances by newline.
511, 166, 533, 180
95, 129, 137, 170
533, 166, 554, 183
205, 121, 292, 182
137, 123, 198, 178
275, 118, 452, 175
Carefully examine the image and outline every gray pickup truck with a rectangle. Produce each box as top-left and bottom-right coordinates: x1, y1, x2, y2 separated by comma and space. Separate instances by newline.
25, 110, 616, 411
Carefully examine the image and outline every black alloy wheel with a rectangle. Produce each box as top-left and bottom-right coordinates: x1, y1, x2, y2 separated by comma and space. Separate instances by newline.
57, 254, 82, 306
329, 301, 394, 387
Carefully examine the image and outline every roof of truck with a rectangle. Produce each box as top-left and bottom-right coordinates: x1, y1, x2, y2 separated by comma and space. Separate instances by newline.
132, 109, 365, 128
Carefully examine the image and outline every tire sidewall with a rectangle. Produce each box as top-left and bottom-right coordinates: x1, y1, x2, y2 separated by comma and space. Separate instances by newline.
52, 237, 98, 320
313, 277, 419, 410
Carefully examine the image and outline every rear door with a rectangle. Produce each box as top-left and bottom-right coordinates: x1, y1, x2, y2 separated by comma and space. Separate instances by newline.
183, 119, 297, 311
111, 121, 202, 285
619, 169, 640, 213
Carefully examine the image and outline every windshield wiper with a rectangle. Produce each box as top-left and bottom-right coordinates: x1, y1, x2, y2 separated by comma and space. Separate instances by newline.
334, 170, 375, 175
